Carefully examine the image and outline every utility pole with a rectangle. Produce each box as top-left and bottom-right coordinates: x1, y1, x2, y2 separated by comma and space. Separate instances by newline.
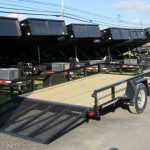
61, 0, 64, 20
140, 20, 143, 29
117, 14, 121, 28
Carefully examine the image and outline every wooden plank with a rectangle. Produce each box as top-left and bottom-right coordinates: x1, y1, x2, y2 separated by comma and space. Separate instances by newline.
21, 74, 129, 107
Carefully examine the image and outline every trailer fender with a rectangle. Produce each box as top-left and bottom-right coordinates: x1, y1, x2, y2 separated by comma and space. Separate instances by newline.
125, 77, 149, 101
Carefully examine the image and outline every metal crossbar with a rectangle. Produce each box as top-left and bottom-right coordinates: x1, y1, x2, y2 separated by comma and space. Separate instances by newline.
97, 87, 126, 101
28, 108, 70, 137
12, 105, 54, 132
8, 102, 39, 122
93, 72, 150, 94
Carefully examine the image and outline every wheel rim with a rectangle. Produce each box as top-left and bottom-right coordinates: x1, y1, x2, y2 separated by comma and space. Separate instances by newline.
137, 89, 146, 109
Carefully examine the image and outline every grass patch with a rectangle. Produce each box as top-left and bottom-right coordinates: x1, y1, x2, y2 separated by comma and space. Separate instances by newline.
34, 80, 43, 90
121, 72, 136, 76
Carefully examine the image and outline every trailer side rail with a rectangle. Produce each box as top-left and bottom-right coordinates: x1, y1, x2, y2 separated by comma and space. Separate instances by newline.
92, 72, 150, 118
1, 63, 150, 105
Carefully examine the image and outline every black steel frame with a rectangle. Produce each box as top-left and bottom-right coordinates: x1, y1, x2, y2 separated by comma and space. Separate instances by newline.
92, 71, 150, 118
0, 97, 89, 144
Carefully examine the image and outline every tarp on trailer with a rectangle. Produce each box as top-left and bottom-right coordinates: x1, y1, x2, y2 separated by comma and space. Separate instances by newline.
20, 18, 67, 36
0, 17, 21, 37
67, 24, 100, 38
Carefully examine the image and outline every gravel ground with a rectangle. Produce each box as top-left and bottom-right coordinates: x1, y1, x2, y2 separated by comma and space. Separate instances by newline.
0, 98, 150, 150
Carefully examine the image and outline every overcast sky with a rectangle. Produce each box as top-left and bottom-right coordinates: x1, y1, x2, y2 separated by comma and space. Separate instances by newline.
1, 0, 150, 29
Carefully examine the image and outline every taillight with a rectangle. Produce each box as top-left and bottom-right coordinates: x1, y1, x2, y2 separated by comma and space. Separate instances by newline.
0, 80, 6, 84
64, 71, 68, 76
0, 80, 11, 84
87, 111, 95, 117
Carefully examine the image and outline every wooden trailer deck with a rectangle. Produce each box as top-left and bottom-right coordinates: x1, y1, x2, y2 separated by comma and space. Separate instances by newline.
21, 74, 129, 107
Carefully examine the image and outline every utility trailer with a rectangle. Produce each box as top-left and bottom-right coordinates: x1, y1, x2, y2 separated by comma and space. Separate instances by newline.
112, 28, 147, 50
0, 72, 150, 144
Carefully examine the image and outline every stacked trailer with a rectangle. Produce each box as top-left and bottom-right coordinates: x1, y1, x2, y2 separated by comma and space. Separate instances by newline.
0, 17, 21, 38
113, 29, 150, 67
19, 18, 68, 63
101, 28, 130, 44
66, 24, 101, 60
100, 28, 149, 60
100, 28, 130, 58
0, 17, 22, 67
0, 17, 23, 103
20, 18, 67, 37
112, 29, 147, 51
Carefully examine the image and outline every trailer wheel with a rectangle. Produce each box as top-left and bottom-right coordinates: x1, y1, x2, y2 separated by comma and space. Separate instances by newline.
129, 83, 147, 114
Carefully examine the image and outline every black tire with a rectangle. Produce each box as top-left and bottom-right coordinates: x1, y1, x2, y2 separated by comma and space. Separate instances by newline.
129, 83, 147, 114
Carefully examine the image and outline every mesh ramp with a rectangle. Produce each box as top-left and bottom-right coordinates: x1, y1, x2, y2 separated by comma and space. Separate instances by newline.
0, 98, 88, 144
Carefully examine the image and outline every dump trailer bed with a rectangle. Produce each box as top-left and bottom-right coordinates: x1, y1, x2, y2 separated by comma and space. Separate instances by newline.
21, 74, 129, 107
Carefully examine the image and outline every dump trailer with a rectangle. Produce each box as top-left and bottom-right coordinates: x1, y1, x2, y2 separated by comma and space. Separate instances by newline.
0, 16, 21, 37
100, 27, 149, 57
20, 18, 67, 37
0, 72, 150, 144
67, 23, 100, 39
65, 23, 102, 60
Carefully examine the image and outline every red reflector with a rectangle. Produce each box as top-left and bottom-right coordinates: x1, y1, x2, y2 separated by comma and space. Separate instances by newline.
0, 80, 6, 84
47, 70, 53, 75
88, 111, 95, 117
64, 71, 68, 76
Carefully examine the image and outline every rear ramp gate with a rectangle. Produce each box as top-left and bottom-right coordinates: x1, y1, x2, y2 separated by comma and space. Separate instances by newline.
0, 98, 88, 144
